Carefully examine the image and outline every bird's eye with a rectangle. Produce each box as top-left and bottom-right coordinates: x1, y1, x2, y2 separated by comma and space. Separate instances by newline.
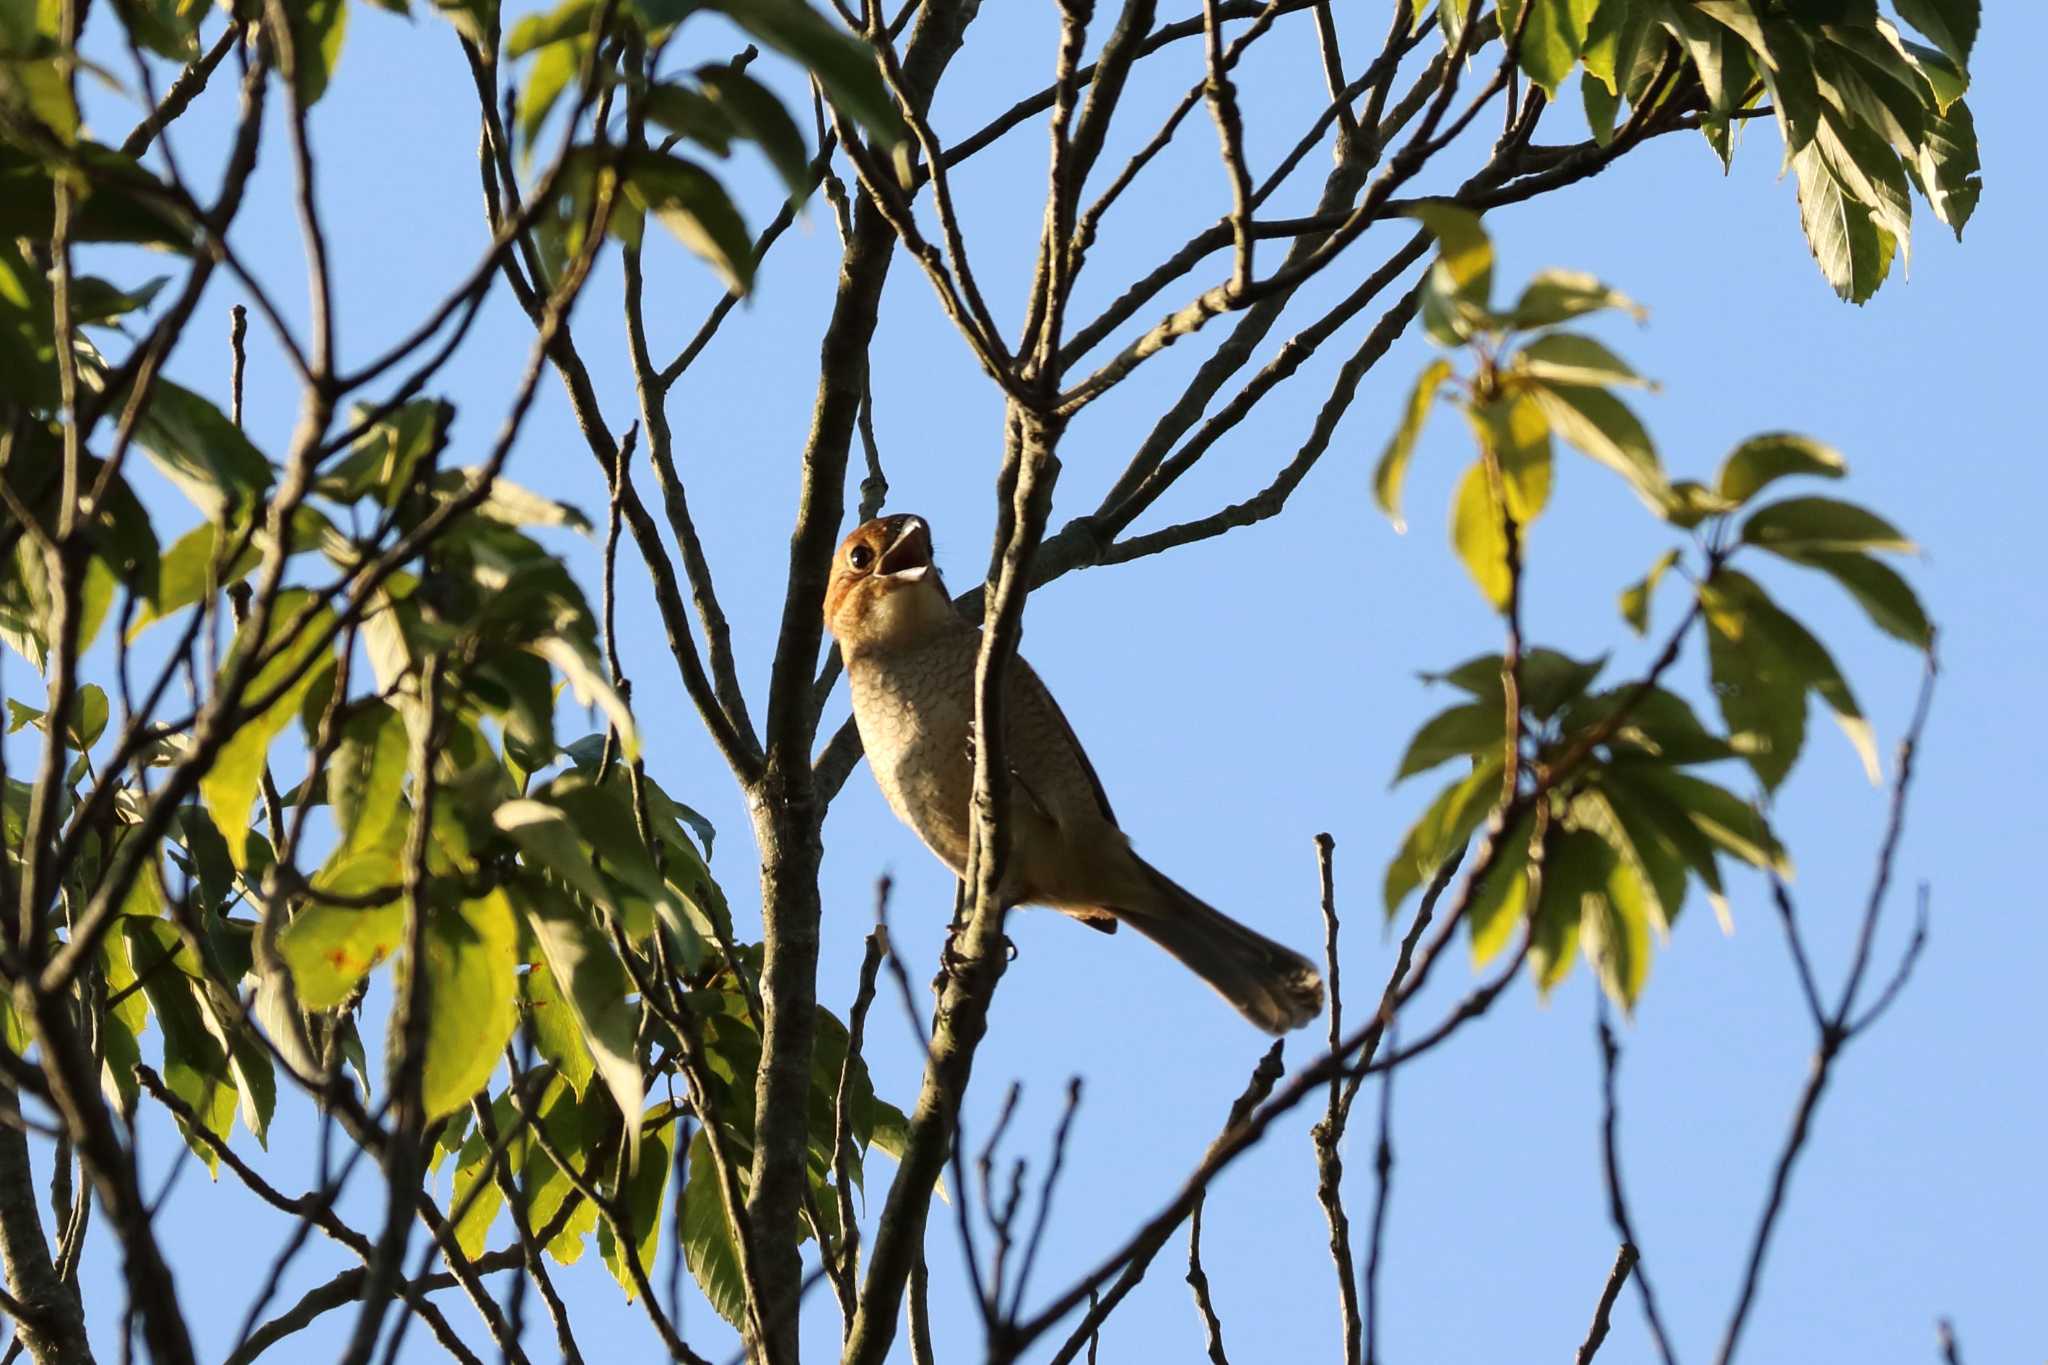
847, 544, 875, 572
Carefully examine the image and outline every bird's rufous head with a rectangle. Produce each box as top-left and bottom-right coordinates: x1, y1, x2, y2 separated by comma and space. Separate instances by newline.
824, 514, 955, 657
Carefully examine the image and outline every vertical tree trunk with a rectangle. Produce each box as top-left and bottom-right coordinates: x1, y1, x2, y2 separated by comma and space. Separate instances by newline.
0, 1089, 94, 1365
744, 9, 983, 1359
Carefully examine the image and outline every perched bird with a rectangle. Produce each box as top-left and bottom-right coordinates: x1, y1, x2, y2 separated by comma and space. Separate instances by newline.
824, 513, 1324, 1034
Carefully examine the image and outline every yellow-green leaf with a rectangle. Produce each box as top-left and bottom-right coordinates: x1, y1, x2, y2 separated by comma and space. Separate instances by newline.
1450, 461, 1512, 609
1372, 358, 1453, 533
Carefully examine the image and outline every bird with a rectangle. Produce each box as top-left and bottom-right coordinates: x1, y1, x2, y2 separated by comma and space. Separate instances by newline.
824, 513, 1325, 1034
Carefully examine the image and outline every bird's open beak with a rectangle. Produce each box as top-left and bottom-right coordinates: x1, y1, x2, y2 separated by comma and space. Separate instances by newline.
877, 518, 931, 582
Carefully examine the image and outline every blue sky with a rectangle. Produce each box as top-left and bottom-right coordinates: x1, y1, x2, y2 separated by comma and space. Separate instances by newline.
36, 1, 2044, 1360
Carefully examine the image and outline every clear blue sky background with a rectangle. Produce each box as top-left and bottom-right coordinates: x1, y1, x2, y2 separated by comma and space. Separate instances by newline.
38, 2, 2044, 1361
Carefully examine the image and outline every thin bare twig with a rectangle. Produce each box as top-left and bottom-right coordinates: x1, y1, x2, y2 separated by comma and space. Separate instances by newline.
1595, 1013, 1680, 1365
1575, 1243, 1638, 1365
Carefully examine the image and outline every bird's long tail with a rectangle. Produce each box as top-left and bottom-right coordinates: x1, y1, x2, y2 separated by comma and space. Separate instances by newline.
1104, 858, 1325, 1034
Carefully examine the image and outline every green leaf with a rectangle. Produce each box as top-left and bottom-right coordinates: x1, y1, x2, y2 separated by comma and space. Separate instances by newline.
1814, 112, 1912, 259
530, 634, 638, 760
1620, 548, 1680, 635
1792, 138, 1894, 303
320, 399, 450, 505
1421, 648, 1606, 719
1715, 433, 1846, 504
464, 474, 593, 532
1661, 2, 1753, 115
1468, 811, 1537, 967
522, 1079, 604, 1264
136, 381, 274, 522
1571, 787, 1675, 937
1383, 754, 1504, 916
703, 0, 909, 163
681, 1128, 746, 1325
201, 594, 337, 866
518, 39, 582, 150
1394, 701, 1506, 782
1739, 496, 1913, 554
1581, 70, 1620, 144
1466, 392, 1553, 524
1906, 98, 1980, 239
1513, 333, 1650, 389
1580, 823, 1653, 1011
1814, 33, 1922, 149
1703, 580, 1808, 791
600, 1118, 672, 1298
127, 919, 237, 1174
1508, 269, 1645, 329
646, 82, 736, 154
1450, 460, 1512, 610
1582, 0, 1653, 95
1892, 0, 1976, 68
1703, 569, 1879, 786
287, 0, 348, 106
418, 889, 521, 1120
522, 959, 595, 1096
1372, 358, 1452, 533
513, 877, 645, 1165
1525, 381, 1668, 510
1530, 827, 1597, 995
1596, 766, 1733, 927
279, 852, 404, 1009
1621, 766, 1788, 876
1408, 201, 1495, 344
1500, 0, 1596, 97
1569, 685, 1740, 765
128, 523, 259, 640
1776, 550, 1932, 649
329, 702, 409, 854
696, 63, 811, 199
507, 0, 594, 57
451, 1118, 509, 1260
65, 683, 108, 750
1752, 18, 1822, 159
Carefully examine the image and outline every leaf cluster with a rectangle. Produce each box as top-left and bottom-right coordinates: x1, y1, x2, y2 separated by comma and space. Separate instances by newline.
1376, 208, 1931, 1012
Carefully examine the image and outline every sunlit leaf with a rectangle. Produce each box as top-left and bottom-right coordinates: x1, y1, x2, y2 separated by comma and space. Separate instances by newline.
418, 889, 521, 1120
1372, 358, 1452, 533
1450, 460, 1512, 609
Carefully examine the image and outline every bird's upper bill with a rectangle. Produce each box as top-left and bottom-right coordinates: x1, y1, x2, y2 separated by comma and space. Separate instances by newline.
824, 514, 952, 652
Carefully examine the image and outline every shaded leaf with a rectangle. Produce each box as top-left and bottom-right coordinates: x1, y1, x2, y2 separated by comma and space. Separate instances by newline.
1383, 754, 1503, 916
681, 1127, 746, 1324
600, 1118, 673, 1298
1525, 381, 1667, 510
1715, 433, 1846, 504
1740, 496, 1913, 554
1513, 332, 1650, 389
1394, 701, 1505, 782
513, 876, 645, 1165
1775, 549, 1932, 649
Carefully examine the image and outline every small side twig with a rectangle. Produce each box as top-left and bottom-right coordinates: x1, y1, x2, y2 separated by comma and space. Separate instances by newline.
1595, 1012, 1680, 1365
1184, 1194, 1231, 1365
1574, 1243, 1638, 1365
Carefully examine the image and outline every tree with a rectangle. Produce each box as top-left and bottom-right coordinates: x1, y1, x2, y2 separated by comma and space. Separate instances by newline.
0, 0, 1988, 1361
